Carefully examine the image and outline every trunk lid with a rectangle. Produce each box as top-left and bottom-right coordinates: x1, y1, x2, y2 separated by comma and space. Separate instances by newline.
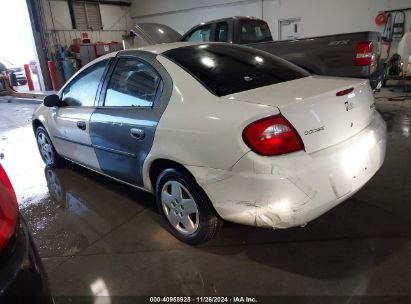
223, 76, 375, 153
130, 23, 182, 46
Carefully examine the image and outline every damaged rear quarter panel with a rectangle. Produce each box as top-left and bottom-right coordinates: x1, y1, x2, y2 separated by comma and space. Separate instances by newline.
185, 161, 312, 229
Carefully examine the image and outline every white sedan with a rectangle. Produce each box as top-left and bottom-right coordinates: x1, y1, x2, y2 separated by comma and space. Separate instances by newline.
32, 42, 387, 244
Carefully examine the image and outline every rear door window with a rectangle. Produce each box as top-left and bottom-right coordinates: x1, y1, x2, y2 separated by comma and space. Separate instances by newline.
184, 25, 212, 42
163, 44, 309, 97
104, 57, 161, 107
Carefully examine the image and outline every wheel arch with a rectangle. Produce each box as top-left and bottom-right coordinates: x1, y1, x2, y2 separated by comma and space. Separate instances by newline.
32, 118, 44, 133
147, 158, 197, 192
146, 157, 224, 223
32, 116, 58, 151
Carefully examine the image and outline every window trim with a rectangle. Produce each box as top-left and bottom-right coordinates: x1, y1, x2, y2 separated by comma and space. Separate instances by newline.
99, 55, 164, 109
60, 58, 111, 108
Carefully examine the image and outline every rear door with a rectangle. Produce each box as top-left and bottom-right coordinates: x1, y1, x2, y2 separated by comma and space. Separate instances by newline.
89, 51, 172, 186
47, 59, 110, 170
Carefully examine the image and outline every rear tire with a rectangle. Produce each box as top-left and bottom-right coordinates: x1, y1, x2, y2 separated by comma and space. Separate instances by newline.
155, 168, 222, 245
35, 127, 64, 167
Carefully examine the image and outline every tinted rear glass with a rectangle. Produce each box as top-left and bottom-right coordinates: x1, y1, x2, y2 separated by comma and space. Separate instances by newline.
163, 44, 310, 97
240, 20, 272, 43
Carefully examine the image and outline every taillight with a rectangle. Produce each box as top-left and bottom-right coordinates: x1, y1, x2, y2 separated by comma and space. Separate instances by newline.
243, 114, 305, 156
0, 164, 18, 251
355, 41, 374, 66
336, 87, 354, 96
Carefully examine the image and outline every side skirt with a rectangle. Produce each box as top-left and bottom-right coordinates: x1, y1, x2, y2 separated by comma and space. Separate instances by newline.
61, 156, 154, 195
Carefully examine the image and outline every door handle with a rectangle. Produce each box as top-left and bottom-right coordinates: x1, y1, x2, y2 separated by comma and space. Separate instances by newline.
130, 128, 145, 140
77, 121, 86, 131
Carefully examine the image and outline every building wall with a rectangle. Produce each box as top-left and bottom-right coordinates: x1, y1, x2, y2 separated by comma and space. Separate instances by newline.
45, 0, 133, 47
130, 0, 411, 40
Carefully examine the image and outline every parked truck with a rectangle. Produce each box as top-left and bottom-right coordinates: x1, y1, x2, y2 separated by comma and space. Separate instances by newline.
0, 59, 28, 86
130, 16, 383, 89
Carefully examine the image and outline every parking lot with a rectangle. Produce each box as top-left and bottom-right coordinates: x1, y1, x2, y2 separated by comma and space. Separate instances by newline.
0, 86, 410, 298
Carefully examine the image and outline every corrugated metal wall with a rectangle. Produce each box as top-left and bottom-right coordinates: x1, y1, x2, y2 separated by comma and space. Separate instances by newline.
72, 1, 102, 30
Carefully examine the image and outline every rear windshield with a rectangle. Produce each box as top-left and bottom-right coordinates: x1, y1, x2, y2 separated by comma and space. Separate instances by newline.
162, 44, 310, 97
240, 20, 272, 44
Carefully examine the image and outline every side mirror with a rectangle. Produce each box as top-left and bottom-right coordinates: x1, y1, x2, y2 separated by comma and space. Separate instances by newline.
43, 94, 63, 107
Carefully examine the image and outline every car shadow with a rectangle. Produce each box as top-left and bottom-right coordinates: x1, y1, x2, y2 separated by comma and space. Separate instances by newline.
203, 193, 411, 280
24, 160, 411, 282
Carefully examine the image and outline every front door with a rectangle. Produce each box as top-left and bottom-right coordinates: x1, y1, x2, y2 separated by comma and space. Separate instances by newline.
47, 59, 109, 171
89, 53, 171, 186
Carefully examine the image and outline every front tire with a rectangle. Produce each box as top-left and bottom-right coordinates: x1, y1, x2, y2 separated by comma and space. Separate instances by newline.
35, 127, 64, 167
45, 168, 66, 203
156, 168, 222, 245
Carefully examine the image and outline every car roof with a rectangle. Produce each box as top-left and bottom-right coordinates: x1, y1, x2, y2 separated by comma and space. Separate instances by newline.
180, 16, 267, 40
124, 42, 211, 55
200, 16, 266, 25
65, 42, 211, 82
77, 42, 230, 75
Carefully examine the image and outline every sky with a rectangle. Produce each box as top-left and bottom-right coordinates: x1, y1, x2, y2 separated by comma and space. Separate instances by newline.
0, 0, 37, 67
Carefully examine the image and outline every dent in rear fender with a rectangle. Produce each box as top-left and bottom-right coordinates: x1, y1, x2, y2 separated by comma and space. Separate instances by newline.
185, 160, 312, 229
184, 165, 233, 187
203, 174, 311, 229
252, 197, 310, 228
236, 150, 318, 200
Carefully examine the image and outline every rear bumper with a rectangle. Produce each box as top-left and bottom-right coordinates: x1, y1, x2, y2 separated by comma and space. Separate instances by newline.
189, 111, 387, 229
0, 216, 52, 302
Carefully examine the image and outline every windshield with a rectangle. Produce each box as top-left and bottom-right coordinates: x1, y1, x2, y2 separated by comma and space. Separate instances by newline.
240, 20, 272, 44
162, 44, 310, 97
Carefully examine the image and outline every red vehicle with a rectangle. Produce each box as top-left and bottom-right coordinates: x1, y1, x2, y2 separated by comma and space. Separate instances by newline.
0, 164, 52, 301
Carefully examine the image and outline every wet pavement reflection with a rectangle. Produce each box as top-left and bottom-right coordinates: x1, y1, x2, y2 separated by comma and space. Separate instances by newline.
1, 91, 411, 297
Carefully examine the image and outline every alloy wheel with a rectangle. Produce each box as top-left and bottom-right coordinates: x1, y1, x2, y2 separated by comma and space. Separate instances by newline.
37, 132, 54, 165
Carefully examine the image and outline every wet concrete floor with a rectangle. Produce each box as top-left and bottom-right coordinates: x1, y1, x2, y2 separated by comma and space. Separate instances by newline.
0, 87, 410, 298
